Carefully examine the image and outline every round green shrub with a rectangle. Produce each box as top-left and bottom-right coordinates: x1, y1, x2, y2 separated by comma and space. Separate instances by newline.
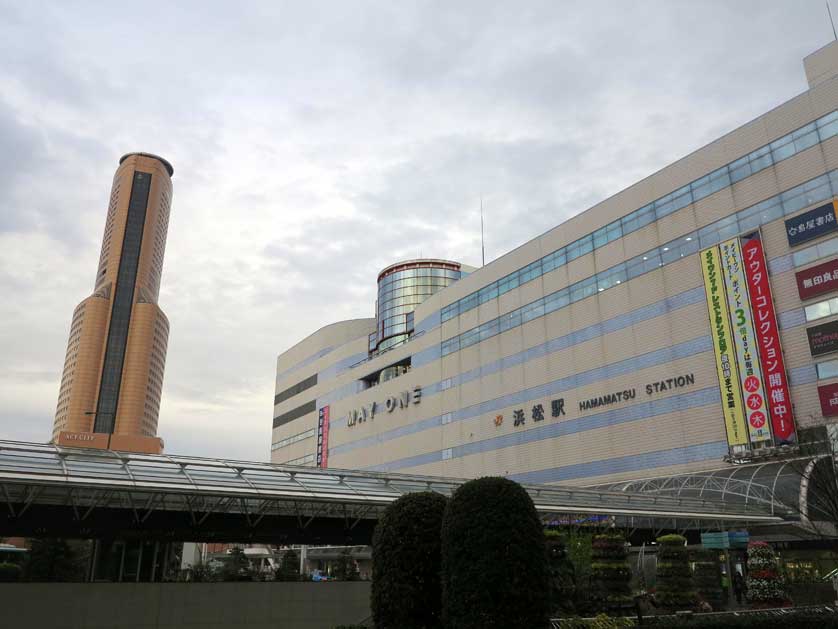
441, 477, 550, 629
371, 491, 448, 629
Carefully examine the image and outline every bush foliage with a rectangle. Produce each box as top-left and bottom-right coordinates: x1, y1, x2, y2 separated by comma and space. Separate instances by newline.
590, 532, 632, 613
371, 491, 448, 629
441, 477, 550, 629
691, 548, 724, 610
0, 562, 21, 582
275, 548, 300, 582
655, 534, 695, 610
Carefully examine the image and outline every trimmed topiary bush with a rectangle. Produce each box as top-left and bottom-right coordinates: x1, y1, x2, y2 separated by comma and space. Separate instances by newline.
275, 548, 300, 581
0, 562, 21, 582
590, 532, 632, 614
546, 530, 577, 616
371, 491, 448, 629
745, 541, 789, 608
441, 476, 550, 629
691, 548, 724, 610
655, 534, 695, 610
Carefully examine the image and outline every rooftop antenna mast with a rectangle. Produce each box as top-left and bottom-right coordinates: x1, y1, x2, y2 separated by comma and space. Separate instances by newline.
829, 1, 838, 41
480, 196, 486, 267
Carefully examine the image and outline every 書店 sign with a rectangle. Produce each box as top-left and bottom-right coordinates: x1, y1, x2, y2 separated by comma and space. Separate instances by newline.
818, 382, 838, 417
796, 257, 838, 300
784, 200, 838, 247
808, 319, 838, 357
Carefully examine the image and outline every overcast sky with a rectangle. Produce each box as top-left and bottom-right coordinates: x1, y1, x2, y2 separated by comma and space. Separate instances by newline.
0, 1, 833, 461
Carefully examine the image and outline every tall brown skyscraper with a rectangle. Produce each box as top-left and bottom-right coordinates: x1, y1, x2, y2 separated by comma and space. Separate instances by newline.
53, 153, 174, 454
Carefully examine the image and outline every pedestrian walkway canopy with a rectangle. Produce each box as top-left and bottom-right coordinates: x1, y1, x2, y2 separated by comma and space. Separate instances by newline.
0, 440, 789, 543
592, 455, 838, 538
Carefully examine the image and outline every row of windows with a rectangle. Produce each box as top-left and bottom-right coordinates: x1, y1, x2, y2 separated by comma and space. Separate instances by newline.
272, 399, 317, 428
792, 233, 838, 267
379, 275, 458, 293
441, 110, 838, 323
379, 291, 446, 312
378, 281, 453, 303
270, 427, 316, 451
274, 373, 318, 406
380, 267, 460, 287
284, 453, 315, 466
818, 359, 838, 379
441, 169, 838, 356
805, 297, 838, 322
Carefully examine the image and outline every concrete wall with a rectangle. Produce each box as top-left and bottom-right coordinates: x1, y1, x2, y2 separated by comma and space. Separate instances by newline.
1, 582, 371, 629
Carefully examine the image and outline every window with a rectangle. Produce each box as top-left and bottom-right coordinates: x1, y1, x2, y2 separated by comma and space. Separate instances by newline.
805, 297, 838, 322
793, 236, 838, 268
817, 359, 838, 380
95, 171, 152, 433
440, 169, 838, 355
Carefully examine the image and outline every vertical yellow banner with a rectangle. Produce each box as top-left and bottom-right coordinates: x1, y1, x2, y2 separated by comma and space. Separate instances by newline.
700, 245, 749, 448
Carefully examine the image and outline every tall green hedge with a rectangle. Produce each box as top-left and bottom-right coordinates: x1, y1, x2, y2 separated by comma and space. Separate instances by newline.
590, 532, 632, 614
655, 534, 695, 610
441, 477, 550, 629
371, 491, 448, 629
691, 548, 724, 610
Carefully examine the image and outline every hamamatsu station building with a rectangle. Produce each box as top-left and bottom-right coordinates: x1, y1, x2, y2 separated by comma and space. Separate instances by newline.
271, 42, 838, 489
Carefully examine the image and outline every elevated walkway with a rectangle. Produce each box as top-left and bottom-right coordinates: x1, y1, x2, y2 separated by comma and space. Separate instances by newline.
0, 440, 788, 544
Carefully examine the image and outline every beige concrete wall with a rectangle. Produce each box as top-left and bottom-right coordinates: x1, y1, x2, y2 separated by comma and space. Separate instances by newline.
0, 582, 371, 629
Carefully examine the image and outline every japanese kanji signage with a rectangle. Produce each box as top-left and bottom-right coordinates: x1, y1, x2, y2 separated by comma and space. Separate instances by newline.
807, 319, 838, 357
784, 200, 838, 247
720, 238, 771, 444
701, 244, 749, 448
796, 257, 838, 301
510, 399, 565, 427
818, 382, 838, 417
495, 374, 694, 429
317, 406, 330, 468
741, 232, 796, 444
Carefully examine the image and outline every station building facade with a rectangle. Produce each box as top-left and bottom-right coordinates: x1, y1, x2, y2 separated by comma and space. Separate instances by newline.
271, 42, 838, 487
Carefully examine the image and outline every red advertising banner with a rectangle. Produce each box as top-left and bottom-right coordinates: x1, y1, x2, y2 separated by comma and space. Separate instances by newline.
795, 257, 838, 301
317, 406, 330, 469
818, 382, 838, 417
741, 233, 796, 444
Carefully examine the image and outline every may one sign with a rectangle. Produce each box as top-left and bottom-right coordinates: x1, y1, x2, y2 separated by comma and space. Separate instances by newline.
347, 386, 422, 427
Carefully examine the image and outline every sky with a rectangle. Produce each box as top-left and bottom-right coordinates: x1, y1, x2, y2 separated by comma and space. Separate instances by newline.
0, 1, 834, 461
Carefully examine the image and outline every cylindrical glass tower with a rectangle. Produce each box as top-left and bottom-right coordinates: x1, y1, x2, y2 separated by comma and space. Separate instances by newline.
371, 259, 462, 354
